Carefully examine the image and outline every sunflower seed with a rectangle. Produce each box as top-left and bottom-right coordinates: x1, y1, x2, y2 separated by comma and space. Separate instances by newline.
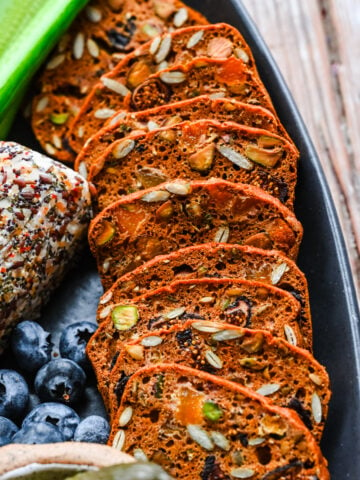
230, 467, 255, 478
187, 425, 213, 450
102, 259, 111, 273
192, 322, 223, 333
234, 47, 250, 63
212, 329, 244, 341
73, 33, 85, 59
141, 190, 170, 202
78, 162, 87, 179
112, 429, 126, 450
46, 54, 65, 70
165, 306, 186, 319
309, 373, 323, 386
141, 336, 163, 347
100, 290, 113, 305
173, 7, 188, 27
52, 135, 62, 149
199, 296, 215, 304
284, 325, 297, 346
312, 392, 322, 423
147, 120, 160, 131
36, 97, 49, 112
113, 139, 135, 159
216, 144, 253, 170
94, 108, 116, 119
160, 71, 186, 84
210, 431, 230, 451
155, 35, 172, 63
187, 30, 204, 48
165, 182, 191, 195
102, 77, 130, 96
205, 350, 223, 369
119, 406, 133, 427
208, 91, 227, 99
271, 262, 289, 285
87, 38, 99, 57
45, 143, 56, 155
256, 384, 280, 396
86, 6, 102, 22
149, 35, 161, 55
214, 226, 230, 243
77, 126, 84, 138
99, 305, 112, 319
157, 60, 168, 71
248, 437, 265, 446
133, 448, 148, 461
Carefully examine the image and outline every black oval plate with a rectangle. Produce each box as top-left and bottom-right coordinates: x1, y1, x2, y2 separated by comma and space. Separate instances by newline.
3, 0, 360, 477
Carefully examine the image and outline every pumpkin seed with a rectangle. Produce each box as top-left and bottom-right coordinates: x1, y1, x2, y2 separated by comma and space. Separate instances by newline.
155, 34, 172, 63
119, 406, 133, 427
112, 305, 139, 331
173, 7, 188, 27
216, 144, 253, 170
141, 190, 170, 202
205, 350, 223, 369
187, 425, 213, 450
160, 71, 186, 84
102, 77, 130, 96
187, 30, 204, 48
113, 138, 135, 159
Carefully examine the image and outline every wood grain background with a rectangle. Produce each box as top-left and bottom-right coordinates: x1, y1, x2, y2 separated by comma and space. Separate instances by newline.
243, 0, 360, 302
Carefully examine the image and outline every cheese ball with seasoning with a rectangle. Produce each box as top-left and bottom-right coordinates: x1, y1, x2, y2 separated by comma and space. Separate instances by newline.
0, 142, 92, 352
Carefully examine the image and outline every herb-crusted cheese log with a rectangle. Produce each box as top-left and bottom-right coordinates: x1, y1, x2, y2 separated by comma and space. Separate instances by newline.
31, 0, 207, 163
109, 364, 330, 479
87, 120, 298, 210
74, 96, 293, 176
98, 244, 312, 343
0, 142, 92, 352
87, 278, 303, 407
88, 179, 303, 287
69, 22, 273, 151
109, 320, 330, 441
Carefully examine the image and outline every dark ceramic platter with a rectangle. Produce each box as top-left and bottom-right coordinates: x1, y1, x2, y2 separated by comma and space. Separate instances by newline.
3, 0, 360, 477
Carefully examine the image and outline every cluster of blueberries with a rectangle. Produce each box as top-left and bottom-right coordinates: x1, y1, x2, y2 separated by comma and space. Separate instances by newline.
0, 320, 110, 446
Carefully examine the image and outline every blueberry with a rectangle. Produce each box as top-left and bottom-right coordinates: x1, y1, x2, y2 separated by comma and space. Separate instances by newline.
11, 321, 53, 373
22, 402, 80, 441
0, 416, 19, 446
12, 422, 64, 444
35, 359, 86, 405
0, 369, 29, 420
73, 415, 110, 444
59, 321, 97, 370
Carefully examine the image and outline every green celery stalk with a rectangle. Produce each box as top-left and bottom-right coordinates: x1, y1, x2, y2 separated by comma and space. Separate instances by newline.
0, 0, 89, 138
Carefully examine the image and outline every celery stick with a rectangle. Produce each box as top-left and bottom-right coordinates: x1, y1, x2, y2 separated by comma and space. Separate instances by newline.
0, 0, 88, 136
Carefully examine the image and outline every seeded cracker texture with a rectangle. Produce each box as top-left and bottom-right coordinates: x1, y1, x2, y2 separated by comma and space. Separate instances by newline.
30, 0, 208, 163
74, 95, 293, 176
0, 142, 92, 352
88, 179, 303, 288
87, 277, 303, 408
87, 119, 298, 211
108, 320, 330, 442
98, 243, 312, 343
69, 22, 276, 152
109, 364, 330, 479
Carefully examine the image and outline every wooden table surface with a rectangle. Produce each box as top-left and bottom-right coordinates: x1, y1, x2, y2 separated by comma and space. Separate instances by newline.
242, 0, 360, 303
